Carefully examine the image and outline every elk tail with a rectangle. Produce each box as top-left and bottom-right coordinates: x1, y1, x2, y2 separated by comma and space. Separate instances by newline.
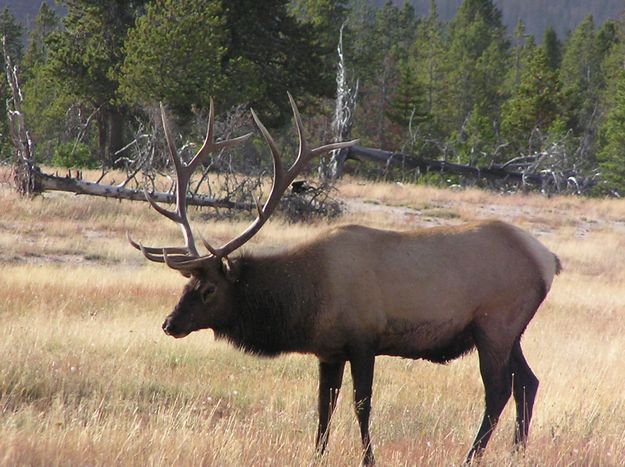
554, 254, 563, 275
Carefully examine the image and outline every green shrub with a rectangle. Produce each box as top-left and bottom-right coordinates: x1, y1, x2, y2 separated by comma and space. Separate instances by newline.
51, 142, 97, 168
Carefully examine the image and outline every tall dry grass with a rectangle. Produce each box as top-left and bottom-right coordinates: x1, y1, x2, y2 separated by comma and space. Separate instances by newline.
1, 178, 625, 466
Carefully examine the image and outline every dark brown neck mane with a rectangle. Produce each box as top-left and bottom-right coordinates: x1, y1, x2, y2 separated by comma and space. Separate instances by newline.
218, 253, 321, 357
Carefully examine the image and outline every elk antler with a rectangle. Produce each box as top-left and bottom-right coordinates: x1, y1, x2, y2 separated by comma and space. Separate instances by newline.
128, 98, 252, 265
129, 94, 358, 270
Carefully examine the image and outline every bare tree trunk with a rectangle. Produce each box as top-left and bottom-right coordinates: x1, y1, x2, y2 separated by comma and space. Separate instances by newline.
108, 107, 124, 166
3, 36, 38, 195
323, 22, 358, 180
97, 111, 107, 166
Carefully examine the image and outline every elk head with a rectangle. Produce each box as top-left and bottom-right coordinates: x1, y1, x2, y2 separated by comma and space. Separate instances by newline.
128, 94, 356, 338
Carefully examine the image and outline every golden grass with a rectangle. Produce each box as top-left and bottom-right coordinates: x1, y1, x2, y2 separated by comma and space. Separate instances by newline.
1, 176, 625, 466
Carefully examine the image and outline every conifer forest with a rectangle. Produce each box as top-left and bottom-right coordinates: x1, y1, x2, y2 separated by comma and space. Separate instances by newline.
3, 0, 625, 195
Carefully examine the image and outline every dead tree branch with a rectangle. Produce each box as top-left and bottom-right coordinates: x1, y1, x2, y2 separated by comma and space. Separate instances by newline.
4, 36, 38, 195
344, 145, 597, 194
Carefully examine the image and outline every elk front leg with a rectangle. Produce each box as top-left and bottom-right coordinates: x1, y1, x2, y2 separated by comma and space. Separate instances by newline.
350, 349, 376, 466
316, 360, 346, 454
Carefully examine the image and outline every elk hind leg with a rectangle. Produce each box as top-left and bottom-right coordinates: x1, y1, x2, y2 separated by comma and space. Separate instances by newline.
465, 331, 513, 463
316, 360, 346, 454
510, 339, 539, 448
350, 348, 376, 466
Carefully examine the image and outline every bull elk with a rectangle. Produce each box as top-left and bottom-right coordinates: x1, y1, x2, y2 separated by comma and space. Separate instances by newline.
129, 94, 561, 465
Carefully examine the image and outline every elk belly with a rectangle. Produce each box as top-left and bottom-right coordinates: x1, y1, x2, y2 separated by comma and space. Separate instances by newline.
378, 317, 476, 363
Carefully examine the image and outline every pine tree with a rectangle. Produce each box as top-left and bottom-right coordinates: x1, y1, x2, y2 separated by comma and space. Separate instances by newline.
445, 0, 510, 164
0, 7, 23, 62
542, 26, 562, 72
409, 0, 450, 154
289, 0, 349, 53
558, 15, 620, 170
501, 48, 562, 154
221, 0, 334, 125
559, 15, 600, 136
415, 0, 446, 114
508, 19, 536, 91
45, 0, 147, 166
597, 68, 625, 194
120, 0, 229, 116
20, 3, 64, 162
346, 1, 418, 148
385, 59, 429, 131
22, 2, 60, 81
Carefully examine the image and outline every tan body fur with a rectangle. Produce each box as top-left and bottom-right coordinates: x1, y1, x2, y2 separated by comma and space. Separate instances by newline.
276, 220, 557, 363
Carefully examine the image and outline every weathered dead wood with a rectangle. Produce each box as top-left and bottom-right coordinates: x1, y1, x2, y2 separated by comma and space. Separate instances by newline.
4, 36, 38, 195
346, 145, 540, 181
344, 145, 596, 193
33, 167, 255, 209
323, 21, 358, 181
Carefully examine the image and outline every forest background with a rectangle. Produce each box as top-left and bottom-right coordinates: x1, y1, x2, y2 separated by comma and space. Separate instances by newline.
3, 0, 625, 194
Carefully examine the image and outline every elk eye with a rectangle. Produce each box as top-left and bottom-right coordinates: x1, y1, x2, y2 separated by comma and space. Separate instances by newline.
199, 283, 217, 303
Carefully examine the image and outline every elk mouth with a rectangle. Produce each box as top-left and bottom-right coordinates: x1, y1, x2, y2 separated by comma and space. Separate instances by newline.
165, 330, 190, 339
162, 318, 191, 339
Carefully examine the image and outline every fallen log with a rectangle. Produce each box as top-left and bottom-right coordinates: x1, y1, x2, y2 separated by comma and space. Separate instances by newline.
31, 167, 255, 209
344, 145, 595, 192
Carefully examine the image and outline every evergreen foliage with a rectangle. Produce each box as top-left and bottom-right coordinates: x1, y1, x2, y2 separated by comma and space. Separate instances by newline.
221, 0, 334, 125
541, 26, 562, 72
501, 47, 562, 154
43, 0, 146, 166
120, 0, 229, 116
5, 0, 625, 192
444, 0, 509, 163
597, 68, 625, 194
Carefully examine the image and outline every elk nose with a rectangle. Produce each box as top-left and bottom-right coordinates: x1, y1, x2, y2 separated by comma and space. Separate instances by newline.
162, 318, 176, 336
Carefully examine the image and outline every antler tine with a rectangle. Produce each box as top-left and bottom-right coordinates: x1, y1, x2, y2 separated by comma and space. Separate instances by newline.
209, 95, 358, 259
187, 98, 254, 173
143, 187, 181, 223
198, 232, 220, 257
186, 97, 216, 173
127, 232, 188, 255
286, 92, 360, 172
287, 92, 309, 161
206, 97, 215, 149
250, 108, 286, 200
160, 102, 183, 174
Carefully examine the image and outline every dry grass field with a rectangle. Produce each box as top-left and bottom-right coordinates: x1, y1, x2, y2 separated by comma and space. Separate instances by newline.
1, 174, 625, 466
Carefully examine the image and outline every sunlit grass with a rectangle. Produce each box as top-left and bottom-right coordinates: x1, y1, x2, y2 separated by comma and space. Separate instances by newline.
1, 177, 625, 466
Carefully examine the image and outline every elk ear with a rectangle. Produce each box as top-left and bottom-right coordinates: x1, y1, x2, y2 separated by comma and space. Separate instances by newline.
221, 256, 240, 282
178, 267, 203, 279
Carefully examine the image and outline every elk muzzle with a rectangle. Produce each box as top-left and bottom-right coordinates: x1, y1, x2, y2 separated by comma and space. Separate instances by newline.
162, 315, 190, 339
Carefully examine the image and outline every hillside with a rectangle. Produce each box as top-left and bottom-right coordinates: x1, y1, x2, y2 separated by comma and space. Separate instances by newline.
381, 0, 624, 38
1, 0, 64, 28
5, 0, 624, 39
